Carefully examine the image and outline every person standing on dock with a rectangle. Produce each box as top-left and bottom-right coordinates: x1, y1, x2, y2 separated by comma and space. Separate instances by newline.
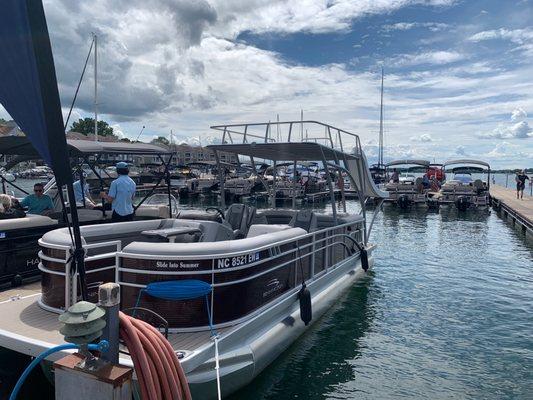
515, 170, 529, 200
101, 162, 136, 222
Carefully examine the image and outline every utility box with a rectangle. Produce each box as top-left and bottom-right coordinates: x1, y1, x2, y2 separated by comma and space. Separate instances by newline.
54, 353, 132, 400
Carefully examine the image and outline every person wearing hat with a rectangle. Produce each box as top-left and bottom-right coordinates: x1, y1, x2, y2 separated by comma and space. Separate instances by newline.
101, 162, 136, 222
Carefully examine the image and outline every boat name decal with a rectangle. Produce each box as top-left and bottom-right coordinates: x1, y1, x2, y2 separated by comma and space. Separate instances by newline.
155, 261, 200, 269
217, 252, 260, 269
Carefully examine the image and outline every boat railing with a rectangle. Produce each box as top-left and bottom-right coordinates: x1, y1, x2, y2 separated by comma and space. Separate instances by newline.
210, 120, 363, 157
37, 239, 121, 312
38, 220, 364, 319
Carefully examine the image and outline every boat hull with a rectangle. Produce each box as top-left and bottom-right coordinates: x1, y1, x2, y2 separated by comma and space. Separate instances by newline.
185, 250, 373, 399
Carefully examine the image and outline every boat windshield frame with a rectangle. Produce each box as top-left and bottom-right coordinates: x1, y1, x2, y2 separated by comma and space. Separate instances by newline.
208, 120, 378, 244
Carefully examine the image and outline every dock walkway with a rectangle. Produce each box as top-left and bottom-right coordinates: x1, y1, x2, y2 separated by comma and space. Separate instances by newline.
490, 185, 532, 238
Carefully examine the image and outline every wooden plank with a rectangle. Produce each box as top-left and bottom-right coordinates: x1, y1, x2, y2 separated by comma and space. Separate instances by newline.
490, 185, 532, 223
0, 281, 41, 302
491, 185, 532, 236
0, 294, 227, 353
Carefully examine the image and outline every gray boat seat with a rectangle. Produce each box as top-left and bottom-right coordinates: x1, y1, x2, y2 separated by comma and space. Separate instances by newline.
289, 210, 317, 232
254, 209, 297, 225
177, 209, 223, 223
225, 204, 256, 238
0, 214, 58, 230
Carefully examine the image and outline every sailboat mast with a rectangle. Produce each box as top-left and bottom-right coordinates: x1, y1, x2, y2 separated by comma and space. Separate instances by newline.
94, 33, 98, 142
378, 67, 384, 166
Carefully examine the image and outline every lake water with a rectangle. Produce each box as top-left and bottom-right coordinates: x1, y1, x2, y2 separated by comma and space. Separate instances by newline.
1, 182, 531, 399
230, 203, 532, 400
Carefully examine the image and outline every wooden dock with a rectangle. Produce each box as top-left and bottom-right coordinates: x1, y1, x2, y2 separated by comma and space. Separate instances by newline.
490, 185, 532, 238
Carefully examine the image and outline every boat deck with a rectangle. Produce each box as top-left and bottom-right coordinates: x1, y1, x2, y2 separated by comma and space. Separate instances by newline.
491, 185, 532, 238
0, 290, 227, 360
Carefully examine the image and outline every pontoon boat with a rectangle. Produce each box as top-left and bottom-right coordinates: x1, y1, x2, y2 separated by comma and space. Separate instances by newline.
437, 159, 491, 211
0, 121, 387, 399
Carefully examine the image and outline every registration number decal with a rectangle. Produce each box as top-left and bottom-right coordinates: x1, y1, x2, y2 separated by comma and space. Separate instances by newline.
217, 252, 260, 269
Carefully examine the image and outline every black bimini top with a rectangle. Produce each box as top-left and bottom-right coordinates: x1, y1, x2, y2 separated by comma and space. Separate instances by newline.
207, 142, 358, 162
0, 136, 171, 157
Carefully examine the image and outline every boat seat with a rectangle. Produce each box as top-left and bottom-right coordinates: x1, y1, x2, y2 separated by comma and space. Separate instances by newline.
0, 214, 58, 230
256, 209, 297, 225
224, 204, 256, 239
289, 210, 317, 232
247, 224, 292, 238
177, 209, 223, 223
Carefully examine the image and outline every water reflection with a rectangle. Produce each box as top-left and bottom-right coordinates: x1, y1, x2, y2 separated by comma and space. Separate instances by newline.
230, 275, 377, 400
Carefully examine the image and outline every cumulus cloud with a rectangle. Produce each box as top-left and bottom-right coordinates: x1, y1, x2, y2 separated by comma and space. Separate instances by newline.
391, 50, 464, 66
410, 133, 433, 142
511, 107, 527, 121
486, 141, 532, 159
481, 120, 532, 139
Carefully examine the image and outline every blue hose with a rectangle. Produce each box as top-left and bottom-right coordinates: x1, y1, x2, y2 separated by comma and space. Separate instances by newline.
9, 340, 109, 400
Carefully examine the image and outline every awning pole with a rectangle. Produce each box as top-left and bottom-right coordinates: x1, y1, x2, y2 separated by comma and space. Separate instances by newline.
65, 182, 88, 301
214, 150, 225, 209
271, 160, 277, 208
292, 160, 297, 209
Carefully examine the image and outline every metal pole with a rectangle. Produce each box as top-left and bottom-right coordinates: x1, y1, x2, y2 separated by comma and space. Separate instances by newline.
214, 150, 225, 209
165, 155, 173, 217
292, 160, 297, 209
272, 160, 277, 208
65, 182, 88, 301
93, 33, 98, 142
320, 149, 337, 224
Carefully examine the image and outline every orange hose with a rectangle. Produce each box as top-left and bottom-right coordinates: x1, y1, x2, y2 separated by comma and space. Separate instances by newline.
119, 312, 191, 400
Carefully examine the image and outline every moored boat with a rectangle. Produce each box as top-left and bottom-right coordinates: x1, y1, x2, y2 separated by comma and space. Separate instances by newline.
0, 121, 387, 398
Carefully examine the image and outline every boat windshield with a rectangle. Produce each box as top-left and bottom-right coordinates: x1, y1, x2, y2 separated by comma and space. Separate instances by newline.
452, 173, 473, 184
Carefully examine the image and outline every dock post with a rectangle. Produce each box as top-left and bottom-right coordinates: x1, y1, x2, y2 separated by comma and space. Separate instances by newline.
54, 354, 132, 400
99, 283, 120, 364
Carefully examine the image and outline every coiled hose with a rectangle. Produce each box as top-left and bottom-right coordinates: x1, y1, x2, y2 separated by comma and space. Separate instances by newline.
119, 311, 192, 400
9, 340, 109, 400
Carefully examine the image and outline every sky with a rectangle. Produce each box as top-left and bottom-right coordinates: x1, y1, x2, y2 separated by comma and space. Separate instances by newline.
1, 0, 532, 168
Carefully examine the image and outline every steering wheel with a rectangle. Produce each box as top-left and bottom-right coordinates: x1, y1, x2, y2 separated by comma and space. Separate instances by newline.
206, 207, 225, 220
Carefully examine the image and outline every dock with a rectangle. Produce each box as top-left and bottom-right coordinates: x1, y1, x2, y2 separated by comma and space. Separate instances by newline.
490, 185, 532, 238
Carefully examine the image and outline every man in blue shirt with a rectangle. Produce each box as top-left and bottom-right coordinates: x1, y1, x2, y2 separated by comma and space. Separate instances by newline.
101, 162, 136, 222
21, 183, 54, 215
73, 175, 96, 208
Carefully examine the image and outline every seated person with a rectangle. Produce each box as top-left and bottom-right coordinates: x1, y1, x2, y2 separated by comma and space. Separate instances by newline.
73, 177, 96, 208
20, 183, 54, 215
0, 194, 25, 219
422, 174, 430, 189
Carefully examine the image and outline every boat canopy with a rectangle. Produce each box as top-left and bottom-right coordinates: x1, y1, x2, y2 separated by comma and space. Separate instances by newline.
444, 159, 490, 169
208, 142, 358, 162
0, 136, 171, 157
450, 166, 486, 174
386, 159, 430, 167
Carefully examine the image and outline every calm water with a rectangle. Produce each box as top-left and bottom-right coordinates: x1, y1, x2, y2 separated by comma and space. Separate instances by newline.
230, 203, 533, 400
1, 181, 532, 399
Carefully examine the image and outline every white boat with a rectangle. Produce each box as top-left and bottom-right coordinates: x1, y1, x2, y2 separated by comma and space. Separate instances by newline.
437, 159, 491, 211
383, 159, 430, 209
0, 121, 387, 398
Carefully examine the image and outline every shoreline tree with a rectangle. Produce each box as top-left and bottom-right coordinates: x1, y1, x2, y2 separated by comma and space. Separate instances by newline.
70, 117, 114, 137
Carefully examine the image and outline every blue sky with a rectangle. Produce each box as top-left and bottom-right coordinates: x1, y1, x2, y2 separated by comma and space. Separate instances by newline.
1, 0, 532, 168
